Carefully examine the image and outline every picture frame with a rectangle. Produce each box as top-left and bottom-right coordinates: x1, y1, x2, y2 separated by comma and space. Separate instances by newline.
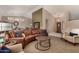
33, 22, 40, 29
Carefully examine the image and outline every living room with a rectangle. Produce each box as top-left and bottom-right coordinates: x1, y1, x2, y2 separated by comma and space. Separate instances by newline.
0, 5, 79, 53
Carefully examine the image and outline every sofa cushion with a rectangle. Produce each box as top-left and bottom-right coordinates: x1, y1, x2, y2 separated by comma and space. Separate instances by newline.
15, 31, 23, 37
24, 29, 32, 36
69, 32, 78, 36
9, 31, 15, 38
31, 29, 40, 35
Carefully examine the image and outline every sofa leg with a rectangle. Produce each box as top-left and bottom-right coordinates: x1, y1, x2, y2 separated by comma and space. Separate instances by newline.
73, 43, 76, 46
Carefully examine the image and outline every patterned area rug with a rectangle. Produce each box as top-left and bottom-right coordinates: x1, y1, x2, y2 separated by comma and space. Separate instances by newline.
24, 36, 79, 53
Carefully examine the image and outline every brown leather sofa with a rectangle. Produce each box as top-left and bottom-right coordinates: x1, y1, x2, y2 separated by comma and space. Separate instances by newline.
23, 28, 40, 48
5, 28, 40, 49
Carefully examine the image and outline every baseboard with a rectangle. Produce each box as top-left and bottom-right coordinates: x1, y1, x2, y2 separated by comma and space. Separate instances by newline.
48, 32, 62, 38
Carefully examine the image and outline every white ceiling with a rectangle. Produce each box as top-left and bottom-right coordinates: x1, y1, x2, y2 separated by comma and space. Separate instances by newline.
0, 5, 79, 20
0, 5, 38, 17
0, 5, 70, 19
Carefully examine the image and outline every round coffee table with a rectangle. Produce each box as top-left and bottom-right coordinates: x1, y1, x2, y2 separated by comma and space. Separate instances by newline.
35, 36, 51, 51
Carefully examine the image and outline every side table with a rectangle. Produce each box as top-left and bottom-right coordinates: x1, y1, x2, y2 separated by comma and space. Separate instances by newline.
35, 36, 51, 51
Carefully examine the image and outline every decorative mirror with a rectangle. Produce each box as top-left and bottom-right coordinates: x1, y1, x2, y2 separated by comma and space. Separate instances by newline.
13, 21, 19, 26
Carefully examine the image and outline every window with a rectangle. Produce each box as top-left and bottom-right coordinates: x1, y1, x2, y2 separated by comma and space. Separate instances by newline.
0, 22, 13, 31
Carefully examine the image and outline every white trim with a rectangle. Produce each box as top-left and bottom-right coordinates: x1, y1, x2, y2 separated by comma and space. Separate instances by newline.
49, 32, 62, 38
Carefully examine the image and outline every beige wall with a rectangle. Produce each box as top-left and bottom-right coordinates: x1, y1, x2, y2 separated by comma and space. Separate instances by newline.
32, 8, 56, 33
43, 9, 56, 33
18, 18, 32, 29
32, 8, 43, 28
28, 5, 79, 34
31, 6, 70, 34
32, 8, 69, 33
62, 20, 79, 33
65, 20, 79, 30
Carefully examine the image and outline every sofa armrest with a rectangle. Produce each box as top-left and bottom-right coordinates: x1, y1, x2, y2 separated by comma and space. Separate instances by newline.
9, 37, 24, 40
